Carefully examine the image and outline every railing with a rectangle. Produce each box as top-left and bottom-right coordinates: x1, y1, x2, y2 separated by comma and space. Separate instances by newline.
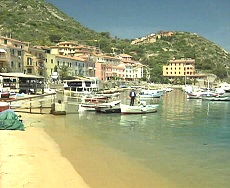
6, 93, 56, 114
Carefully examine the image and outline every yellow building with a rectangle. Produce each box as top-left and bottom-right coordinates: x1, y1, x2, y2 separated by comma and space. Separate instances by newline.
163, 58, 195, 78
24, 46, 46, 77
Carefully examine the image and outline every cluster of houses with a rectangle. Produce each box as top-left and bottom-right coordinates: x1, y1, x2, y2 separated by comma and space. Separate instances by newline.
0, 36, 146, 83
0, 35, 214, 92
131, 31, 174, 45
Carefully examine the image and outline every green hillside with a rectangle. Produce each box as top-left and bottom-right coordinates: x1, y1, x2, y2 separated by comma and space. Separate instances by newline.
1, 0, 230, 82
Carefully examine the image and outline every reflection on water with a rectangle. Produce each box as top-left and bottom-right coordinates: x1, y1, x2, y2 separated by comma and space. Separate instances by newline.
45, 89, 230, 188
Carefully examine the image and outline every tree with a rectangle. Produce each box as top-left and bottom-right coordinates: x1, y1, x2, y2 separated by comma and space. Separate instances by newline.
213, 65, 227, 81
58, 65, 70, 81
49, 34, 61, 43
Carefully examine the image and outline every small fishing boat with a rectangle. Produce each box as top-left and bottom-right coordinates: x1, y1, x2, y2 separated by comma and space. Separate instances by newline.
201, 96, 230, 101
186, 88, 217, 99
95, 95, 121, 113
120, 102, 158, 115
0, 102, 10, 112
78, 93, 121, 112
138, 89, 163, 99
95, 106, 121, 113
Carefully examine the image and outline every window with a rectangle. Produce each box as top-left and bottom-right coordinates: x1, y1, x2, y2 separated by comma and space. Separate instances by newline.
27, 58, 32, 65
10, 49, 14, 55
27, 68, 32, 74
11, 61, 14, 67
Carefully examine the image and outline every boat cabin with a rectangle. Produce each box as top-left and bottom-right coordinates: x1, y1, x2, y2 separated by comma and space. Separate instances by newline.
63, 77, 100, 93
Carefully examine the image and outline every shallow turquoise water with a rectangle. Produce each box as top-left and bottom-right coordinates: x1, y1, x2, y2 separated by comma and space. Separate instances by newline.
46, 89, 230, 187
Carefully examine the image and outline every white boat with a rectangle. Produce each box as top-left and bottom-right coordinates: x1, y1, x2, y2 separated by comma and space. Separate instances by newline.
138, 89, 163, 99
163, 87, 173, 92
201, 96, 230, 101
186, 88, 217, 99
201, 91, 230, 101
120, 102, 158, 114
78, 92, 121, 112
217, 82, 230, 93
79, 100, 121, 112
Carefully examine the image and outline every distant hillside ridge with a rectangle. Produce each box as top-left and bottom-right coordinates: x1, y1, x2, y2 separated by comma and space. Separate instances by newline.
0, 0, 106, 45
0, 0, 229, 82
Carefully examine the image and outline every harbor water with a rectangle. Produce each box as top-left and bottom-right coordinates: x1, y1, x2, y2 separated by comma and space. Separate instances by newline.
45, 89, 230, 188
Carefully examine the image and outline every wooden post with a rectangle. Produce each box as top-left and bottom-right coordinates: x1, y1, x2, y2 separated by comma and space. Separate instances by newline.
30, 98, 32, 113
39, 101, 42, 114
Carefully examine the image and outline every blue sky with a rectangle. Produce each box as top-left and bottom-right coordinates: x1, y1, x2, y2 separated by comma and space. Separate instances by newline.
46, 0, 230, 52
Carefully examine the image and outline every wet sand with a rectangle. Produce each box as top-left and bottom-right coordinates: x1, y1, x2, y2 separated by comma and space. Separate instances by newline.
1, 112, 176, 188
45, 115, 176, 188
0, 113, 89, 188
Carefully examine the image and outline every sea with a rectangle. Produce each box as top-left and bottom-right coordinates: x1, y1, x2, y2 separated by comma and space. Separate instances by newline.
44, 89, 230, 188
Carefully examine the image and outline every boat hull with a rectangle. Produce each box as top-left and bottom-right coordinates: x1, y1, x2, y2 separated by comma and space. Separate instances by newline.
95, 107, 121, 113
120, 104, 158, 114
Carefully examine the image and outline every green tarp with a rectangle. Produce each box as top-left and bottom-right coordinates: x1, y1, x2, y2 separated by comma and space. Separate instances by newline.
0, 110, 25, 131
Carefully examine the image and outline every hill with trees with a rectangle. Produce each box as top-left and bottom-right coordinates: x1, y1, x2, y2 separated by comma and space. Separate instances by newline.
1, 0, 230, 82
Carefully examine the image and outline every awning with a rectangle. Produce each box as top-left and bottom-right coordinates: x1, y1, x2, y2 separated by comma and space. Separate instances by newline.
0, 49, 6, 53
0, 73, 44, 79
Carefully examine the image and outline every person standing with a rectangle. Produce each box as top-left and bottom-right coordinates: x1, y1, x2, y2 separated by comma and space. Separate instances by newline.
129, 89, 136, 106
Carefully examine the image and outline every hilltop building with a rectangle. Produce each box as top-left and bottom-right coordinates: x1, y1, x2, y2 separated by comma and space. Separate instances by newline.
131, 31, 174, 45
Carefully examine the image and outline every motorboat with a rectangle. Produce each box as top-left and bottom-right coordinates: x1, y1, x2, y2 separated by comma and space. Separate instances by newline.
201, 91, 230, 101
201, 96, 230, 101
217, 82, 230, 93
138, 89, 163, 99
186, 88, 217, 99
120, 102, 158, 115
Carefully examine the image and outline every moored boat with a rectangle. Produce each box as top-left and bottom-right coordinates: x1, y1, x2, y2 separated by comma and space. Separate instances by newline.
120, 103, 158, 115
78, 92, 121, 112
201, 96, 230, 101
0, 102, 10, 112
138, 89, 163, 99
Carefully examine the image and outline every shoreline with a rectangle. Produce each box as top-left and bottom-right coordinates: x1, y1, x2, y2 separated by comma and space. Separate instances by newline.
0, 113, 89, 188
1, 112, 176, 188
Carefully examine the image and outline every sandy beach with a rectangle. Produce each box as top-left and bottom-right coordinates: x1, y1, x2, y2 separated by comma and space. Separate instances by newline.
0, 111, 176, 188
0, 113, 89, 188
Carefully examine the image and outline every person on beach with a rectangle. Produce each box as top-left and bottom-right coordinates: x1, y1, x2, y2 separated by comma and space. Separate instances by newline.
129, 89, 136, 106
